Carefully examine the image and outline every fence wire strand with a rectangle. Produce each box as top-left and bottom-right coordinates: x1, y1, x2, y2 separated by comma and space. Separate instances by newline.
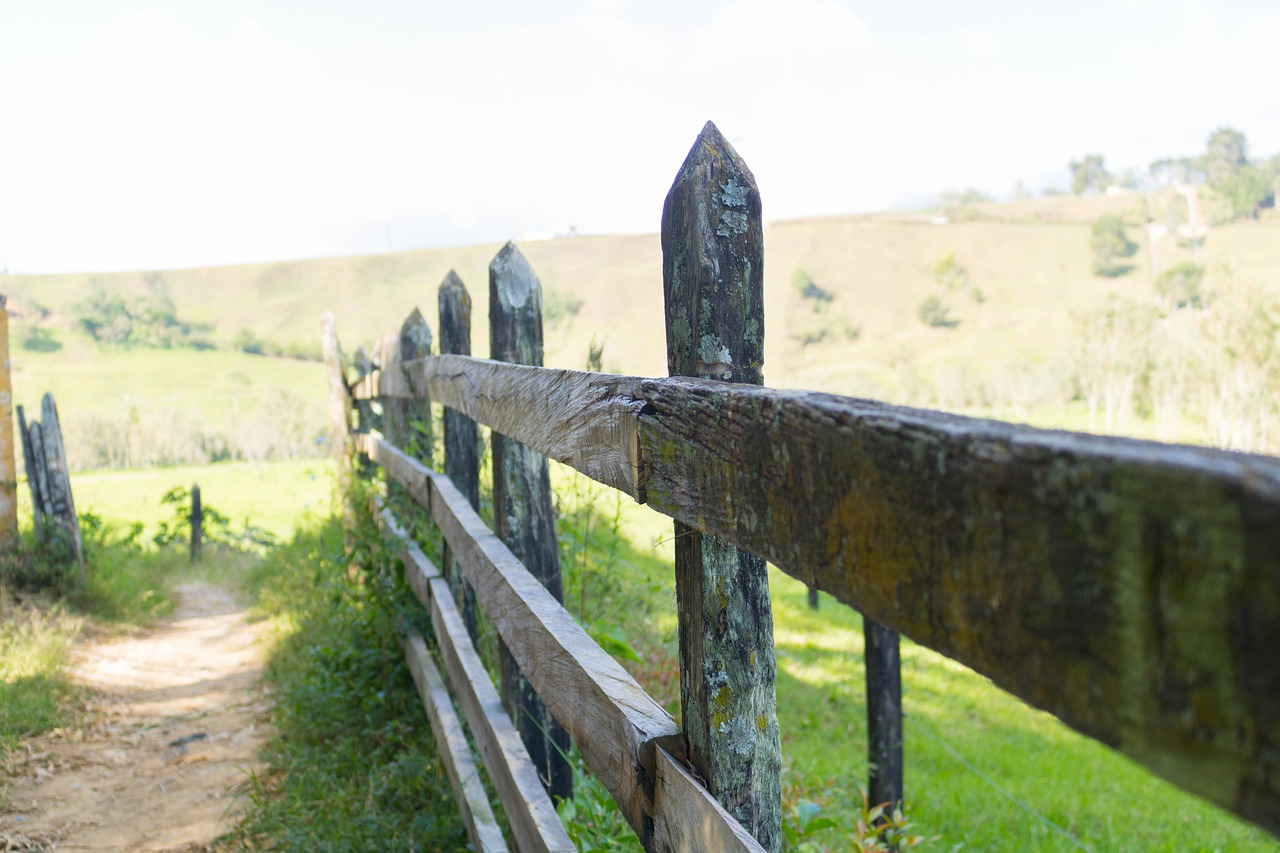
902, 712, 1094, 852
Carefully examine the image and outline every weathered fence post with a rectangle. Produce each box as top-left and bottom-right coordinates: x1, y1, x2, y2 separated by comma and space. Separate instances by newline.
489, 243, 573, 802
352, 347, 378, 479
321, 312, 353, 482
190, 483, 202, 563
386, 309, 433, 464
439, 270, 481, 643
864, 617, 903, 815
16, 406, 43, 535
0, 297, 15, 546
661, 121, 782, 851
40, 394, 82, 574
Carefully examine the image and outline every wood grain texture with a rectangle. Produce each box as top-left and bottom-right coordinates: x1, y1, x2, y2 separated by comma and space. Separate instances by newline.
16, 405, 44, 529
356, 357, 646, 500
361, 433, 679, 836
353, 361, 1280, 834
39, 394, 82, 571
387, 309, 433, 463
650, 746, 767, 853
662, 120, 781, 852
402, 630, 509, 853
489, 241, 573, 801
27, 423, 52, 523
429, 573, 574, 853
439, 270, 482, 643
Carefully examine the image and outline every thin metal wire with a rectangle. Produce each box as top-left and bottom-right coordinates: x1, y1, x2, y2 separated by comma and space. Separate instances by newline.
902, 713, 1094, 852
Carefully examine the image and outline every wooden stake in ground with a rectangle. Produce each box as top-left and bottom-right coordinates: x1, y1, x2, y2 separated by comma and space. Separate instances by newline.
439, 271, 481, 643
16, 405, 44, 533
0, 296, 16, 545
489, 242, 573, 802
40, 394, 82, 573
661, 121, 781, 852
190, 483, 203, 563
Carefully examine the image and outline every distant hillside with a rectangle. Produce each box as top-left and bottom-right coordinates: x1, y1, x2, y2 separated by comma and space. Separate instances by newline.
5, 193, 1279, 468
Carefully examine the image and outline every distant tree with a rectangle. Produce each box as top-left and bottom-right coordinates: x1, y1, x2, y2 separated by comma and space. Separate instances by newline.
932, 249, 970, 292
790, 268, 833, 305
1205, 127, 1248, 186
1090, 213, 1138, 277
918, 296, 958, 329
941, 187, 995, 206
1069, 154, 1112, 195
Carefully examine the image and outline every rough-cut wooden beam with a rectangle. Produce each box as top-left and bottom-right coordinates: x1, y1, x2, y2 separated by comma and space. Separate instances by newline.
636, 377, 1280, 836
429, 573, 574, 853
356, 365, 1280, 835
359, 433, 682, 839
651, 746, 767, 853
357, 356, 647, 500
489, 242, 572, 802
662, 120, 781, 852
389, 309, 433, 463
402, 630, 509, 853
27, 422, 53, 523
40, 394, 82, 572
439, 270, 482, 642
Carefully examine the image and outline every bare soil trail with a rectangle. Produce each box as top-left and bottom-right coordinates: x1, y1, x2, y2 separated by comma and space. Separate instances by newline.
1, 582, 272, 851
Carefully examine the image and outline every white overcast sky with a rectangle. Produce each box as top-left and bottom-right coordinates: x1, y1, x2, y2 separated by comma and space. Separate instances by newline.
2, 0, 1278, 273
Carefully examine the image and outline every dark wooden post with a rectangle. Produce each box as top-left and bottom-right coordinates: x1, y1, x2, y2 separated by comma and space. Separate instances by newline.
40, 394, 82, 573
439, 271, 481, 643
352, 347, 377, 478
393, 309, 433, 463
489, 242, 573, 802
16, 405, 44, 535
27, 422, 53, 525
190, 483, 203, 563
808, 587, 819, 609
864, 617, 903, 815
321, 312, 353, 483
661, 121, 781, 851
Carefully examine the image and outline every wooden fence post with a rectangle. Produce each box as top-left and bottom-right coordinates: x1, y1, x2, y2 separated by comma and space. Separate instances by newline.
864, 617, 903, 815
661, 121, 782, 852
387, 309, 433, 464
39, 394, 82, 573
321, 312, 353, 482
0, 297, 15, 546
16, 405, 43, 535
190, 483, 202, 563
489, 243, 573, 803
27, 422, 53, 526
439, 270, 482, 643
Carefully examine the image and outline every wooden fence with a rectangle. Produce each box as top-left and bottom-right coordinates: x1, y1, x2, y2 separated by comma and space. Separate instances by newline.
326, 122, 1280, 851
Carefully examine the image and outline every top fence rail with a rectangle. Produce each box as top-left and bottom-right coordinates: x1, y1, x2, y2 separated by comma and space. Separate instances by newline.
354, 351, 1280, 836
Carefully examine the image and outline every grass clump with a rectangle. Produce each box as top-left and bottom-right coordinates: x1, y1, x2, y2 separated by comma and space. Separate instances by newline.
0, 596, 80, 760
225, 504, 467, 851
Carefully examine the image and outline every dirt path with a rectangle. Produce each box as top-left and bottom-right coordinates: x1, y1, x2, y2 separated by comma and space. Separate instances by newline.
1, 583, 273, 851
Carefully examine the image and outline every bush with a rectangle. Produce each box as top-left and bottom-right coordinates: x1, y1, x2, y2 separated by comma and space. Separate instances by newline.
918, 296, 958, 329
1090, 214, 1138, 277
20, 325, 62, 352
1156, 262, 1205, 310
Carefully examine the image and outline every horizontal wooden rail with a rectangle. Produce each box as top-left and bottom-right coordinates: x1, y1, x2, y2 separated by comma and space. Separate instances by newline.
402, 630, 509, 853
360, 434, 700, 845
357, 356, 1280, 835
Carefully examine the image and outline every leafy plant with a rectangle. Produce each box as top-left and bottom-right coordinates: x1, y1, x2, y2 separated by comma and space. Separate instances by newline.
1090, 213, 1138, 277
917, 296, 958, 329
152, 485, 276, 553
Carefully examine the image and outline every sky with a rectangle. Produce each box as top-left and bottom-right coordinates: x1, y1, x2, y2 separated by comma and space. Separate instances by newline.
2, 0, 1279, 273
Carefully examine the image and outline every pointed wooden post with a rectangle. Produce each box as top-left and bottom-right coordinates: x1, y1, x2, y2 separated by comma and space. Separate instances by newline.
352, 346, 377, 478
16, 405, 44, 535
385, 309, 433, 464
439, 271, 481, 643
190, 483, 203, 563
40, 394, 82, 573
489, 242, 573, 803
661, 121, 781, 851
0, 297, 15, 546
27, 422, 53, 524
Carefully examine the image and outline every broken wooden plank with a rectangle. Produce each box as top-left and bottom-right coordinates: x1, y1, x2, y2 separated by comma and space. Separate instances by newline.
429, 574, 574, 853
402, 629, 509, 853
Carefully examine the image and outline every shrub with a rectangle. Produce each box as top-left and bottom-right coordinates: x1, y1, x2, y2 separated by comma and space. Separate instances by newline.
918, 296, 958, 329
1090, 214, 1138, 277
1156, 262, 1205, 310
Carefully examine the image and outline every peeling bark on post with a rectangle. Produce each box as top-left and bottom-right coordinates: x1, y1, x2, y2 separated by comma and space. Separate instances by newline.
440, 270, 482, 643
490, 243, 573, 803
0, 297, 15, 545
661, 121, 781, 851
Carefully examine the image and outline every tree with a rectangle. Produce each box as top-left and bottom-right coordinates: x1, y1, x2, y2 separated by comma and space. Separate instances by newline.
1090, 213, 1138, 277
1155, 262, 1205, 310
1069, 154, 1111, 195
1205, 127, 1248, 187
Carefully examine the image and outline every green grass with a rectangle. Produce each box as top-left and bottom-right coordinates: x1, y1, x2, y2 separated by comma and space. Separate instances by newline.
0, 596, 79, 762
224, 500, 468, 851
